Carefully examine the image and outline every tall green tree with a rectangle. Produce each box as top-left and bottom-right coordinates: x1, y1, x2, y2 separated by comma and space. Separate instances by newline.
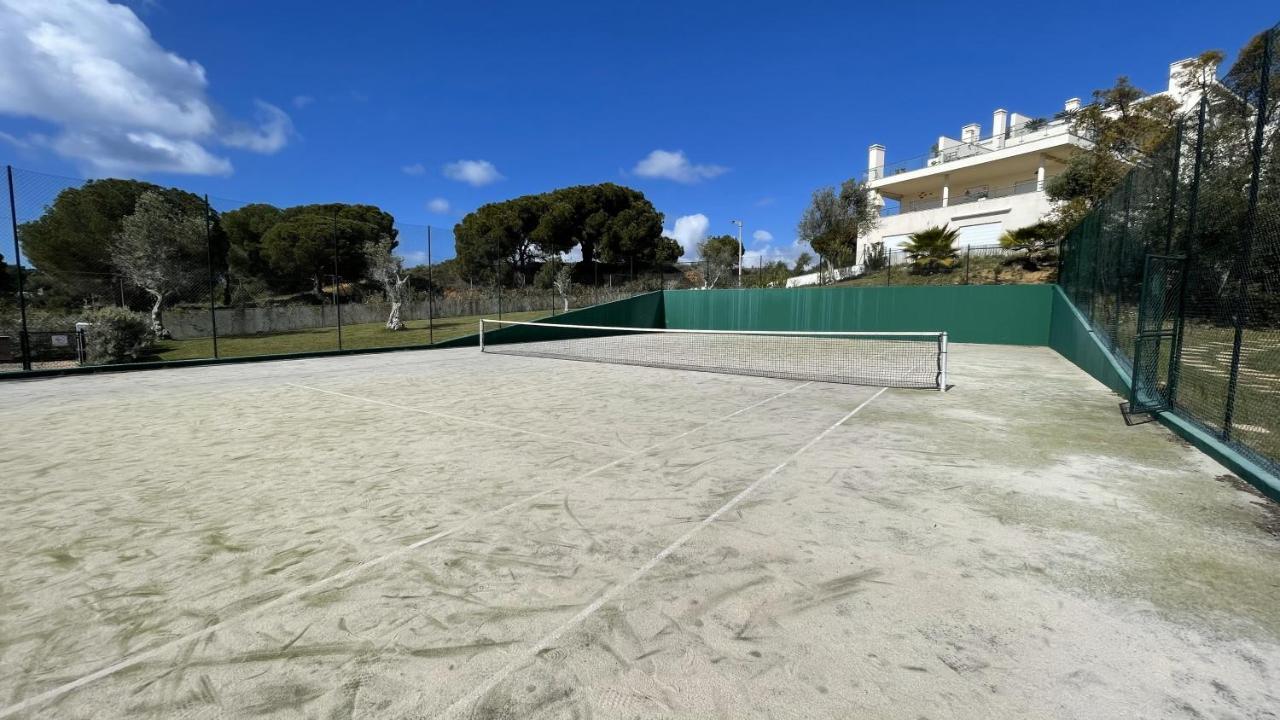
222, 203, 285, 291
697, 234, 743, 288
1046, 73, 1185, 231
796, 178, 878, 271
19, 179, 223, 302
454, 194, 551, 287
259, 204, 395, 299
454, 183, 675, 287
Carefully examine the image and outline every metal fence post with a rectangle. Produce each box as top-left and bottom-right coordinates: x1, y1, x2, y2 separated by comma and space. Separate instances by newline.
964, 246, 971, 285
427, 226, 434, 345
1162, 118, 1184, 255
332, 210, 343, 350
1113, 174, 1133, 346
204, 195, 219, 358
6, 166, 30, 371
1222, 25, 1274, 441
1167, 94, 1210, 408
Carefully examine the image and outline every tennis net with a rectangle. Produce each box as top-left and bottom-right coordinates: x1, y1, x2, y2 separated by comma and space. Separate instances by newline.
479, 320, 948, 390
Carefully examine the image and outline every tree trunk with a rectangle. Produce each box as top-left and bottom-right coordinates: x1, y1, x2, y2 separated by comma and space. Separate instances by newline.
148, 289, 170, 339
562, 295, 569, 312
386, 301, 404, 330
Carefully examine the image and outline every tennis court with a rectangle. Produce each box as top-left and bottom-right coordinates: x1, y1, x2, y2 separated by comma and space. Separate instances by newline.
2, 339, 1279, 719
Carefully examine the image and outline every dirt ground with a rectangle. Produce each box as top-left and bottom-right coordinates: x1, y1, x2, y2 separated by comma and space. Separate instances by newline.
1, 343, 1278, 719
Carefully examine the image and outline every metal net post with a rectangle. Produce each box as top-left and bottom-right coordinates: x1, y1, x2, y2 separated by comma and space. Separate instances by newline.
5, 166, 31, 371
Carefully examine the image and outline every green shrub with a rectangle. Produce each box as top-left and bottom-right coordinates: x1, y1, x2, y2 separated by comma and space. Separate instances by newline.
80, 306, 153, 364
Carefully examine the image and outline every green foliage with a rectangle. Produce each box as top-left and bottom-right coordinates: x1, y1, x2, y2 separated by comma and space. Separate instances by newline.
18, 178, 221, 302
259, 204, 396, 297
744, 261, 791, 288
1047, 75, 1182, 231
862, 242, 889, 272
453, 183, 674, 287
697, 234, 742, 288
0, 251, 9, 295
79, 305, 153, 364
533, 256, 565, 289
111, 191, 209, 335
902, 226, 960, 275
999, 222, 1058, 270
222, 203, 284, 289
792, 252, 812, 275
796, 178, 878, 267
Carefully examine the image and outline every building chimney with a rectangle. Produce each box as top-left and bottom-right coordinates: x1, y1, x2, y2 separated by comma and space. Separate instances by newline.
868, 144, 885, 179
992, 109, 1008, 148
1064, 97, 1081, 113
961, 123, 981, 144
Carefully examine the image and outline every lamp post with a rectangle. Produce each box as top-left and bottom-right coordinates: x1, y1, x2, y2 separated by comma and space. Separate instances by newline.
729, 219, 743, 287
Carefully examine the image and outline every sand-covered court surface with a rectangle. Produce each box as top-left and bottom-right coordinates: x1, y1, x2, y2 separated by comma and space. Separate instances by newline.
2, 343, 1279, 718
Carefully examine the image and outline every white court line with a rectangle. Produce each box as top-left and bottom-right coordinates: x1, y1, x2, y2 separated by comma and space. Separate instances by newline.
0, 381, 812, 718
287, 382, 615, 451
438, 385, 889, 718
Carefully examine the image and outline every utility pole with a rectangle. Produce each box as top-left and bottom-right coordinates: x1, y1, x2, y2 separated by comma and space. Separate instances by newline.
730, 219, 743, 288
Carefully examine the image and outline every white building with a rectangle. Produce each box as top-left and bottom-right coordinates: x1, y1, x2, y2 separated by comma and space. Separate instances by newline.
859, 58, 1211, 259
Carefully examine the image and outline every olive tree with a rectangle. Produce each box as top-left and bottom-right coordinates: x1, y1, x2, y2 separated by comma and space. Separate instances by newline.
363, 238, 411, 330
110, 191, 207, 338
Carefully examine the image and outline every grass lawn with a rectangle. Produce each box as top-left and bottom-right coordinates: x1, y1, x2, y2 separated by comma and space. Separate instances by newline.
151, 310, 549, 361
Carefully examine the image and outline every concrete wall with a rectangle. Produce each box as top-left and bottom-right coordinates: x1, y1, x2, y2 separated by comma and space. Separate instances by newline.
866, 191, 1053, 260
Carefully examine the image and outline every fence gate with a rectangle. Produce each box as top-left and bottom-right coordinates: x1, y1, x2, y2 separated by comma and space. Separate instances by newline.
1128, 254, 1186, 415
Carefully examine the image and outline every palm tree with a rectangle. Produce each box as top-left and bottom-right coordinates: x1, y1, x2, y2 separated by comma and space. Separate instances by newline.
999, 222, 1057, 270
902, 225, 960, 275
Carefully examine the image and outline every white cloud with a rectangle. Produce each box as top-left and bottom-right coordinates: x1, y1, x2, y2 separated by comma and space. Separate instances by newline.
48, 129, 232, 175
752, 229, 773, 244
443, 159, 503, 186
292, 95, 314, 109
221, 100, 292, 153
663, 213, 710, 255
426, 197, 450, 214
0, 0, 291, 174
400, 250, 428, 266
632, 149, 727, 183
755, 196, 776, 207
401, 163, 426, 176
742, 243, 800, 267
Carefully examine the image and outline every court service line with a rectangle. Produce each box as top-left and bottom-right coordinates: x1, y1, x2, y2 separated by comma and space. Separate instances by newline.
439, 385, 889, 718
0, 381, 812, 719
287, 382, 615, 451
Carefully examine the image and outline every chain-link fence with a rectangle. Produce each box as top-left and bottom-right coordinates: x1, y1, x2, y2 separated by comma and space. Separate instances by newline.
0, 167, 679, 373
1059, 22, 1280, 475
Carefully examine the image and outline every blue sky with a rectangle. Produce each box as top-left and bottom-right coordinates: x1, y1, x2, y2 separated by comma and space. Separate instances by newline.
1, 0, 1275, 265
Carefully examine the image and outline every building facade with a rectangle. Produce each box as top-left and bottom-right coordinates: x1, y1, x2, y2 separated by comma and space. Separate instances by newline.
859, 58, 1209, 260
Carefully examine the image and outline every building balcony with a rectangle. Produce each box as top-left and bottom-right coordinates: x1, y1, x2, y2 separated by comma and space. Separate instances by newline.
880, 179, 1041, 217
868, 117, 1089, 182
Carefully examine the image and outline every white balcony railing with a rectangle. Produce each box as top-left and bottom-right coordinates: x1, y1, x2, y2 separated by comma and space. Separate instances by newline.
868, 116, 1091, 180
